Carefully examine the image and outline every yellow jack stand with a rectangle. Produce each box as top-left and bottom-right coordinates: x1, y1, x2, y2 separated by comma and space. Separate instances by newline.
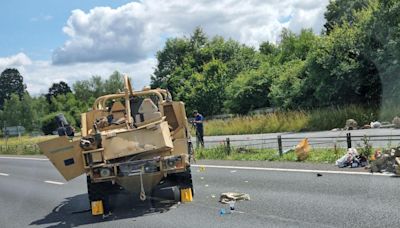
91, 200, 104, 215
180, 188, 193, 202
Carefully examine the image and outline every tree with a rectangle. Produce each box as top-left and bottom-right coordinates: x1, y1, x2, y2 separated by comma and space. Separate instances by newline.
225, 63, 273, 114
324, 0, 371, 34
104, 71, 124, 94
0, 68, 25, 108
46, 81, 72, 103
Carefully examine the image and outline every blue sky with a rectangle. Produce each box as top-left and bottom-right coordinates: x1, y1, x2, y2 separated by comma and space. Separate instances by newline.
0, 0, 132, 59
0, 0, 329, 95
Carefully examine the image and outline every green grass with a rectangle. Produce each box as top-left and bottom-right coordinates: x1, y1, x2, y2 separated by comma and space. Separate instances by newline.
0, 135, 56, 155
201, 105, 400, 136
196, 146, 346, 163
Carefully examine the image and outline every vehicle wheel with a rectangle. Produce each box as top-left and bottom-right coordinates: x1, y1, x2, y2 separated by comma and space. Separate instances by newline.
86, 176, 116, 213
167, 166, 194, 196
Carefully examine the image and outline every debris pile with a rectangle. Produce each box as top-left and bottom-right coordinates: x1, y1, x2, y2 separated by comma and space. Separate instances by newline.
392, 116, 400, 129
335, 148, 368, 168
370, 147, 400, 174
345, 119, 358, 130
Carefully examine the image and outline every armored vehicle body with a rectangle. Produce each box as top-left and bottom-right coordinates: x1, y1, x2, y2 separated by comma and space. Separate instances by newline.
38, 76, 194, 215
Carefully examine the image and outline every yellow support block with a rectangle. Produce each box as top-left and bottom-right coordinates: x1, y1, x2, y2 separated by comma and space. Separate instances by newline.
91, 200, 104, 215
180, 188, 193, 203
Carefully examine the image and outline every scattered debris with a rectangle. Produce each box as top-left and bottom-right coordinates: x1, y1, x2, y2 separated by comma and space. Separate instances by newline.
199, 166, 206, 172
370, 147, 400, 174
317, 173, 322, 177
370, 121, 382, 128
205, 184, 209, 187
211, 194, 216, 198
336, 148, 368, 168
295, 138, 310, 161
345, 119, 358, 130
393, 116, 400, 129
200, 177, 204, 180
230, 170, 237, 173
219, 192, 250, 204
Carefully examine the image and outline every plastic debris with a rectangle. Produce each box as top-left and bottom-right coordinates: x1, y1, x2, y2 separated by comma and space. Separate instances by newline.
199, 166, 206, 172
220, 192, 250, 204
335, 148, 367, 168
370, 121, 382, 128
317, 173, 322, 177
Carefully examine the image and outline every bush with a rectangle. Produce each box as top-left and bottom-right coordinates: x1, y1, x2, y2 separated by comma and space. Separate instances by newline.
40, 112, 75, 135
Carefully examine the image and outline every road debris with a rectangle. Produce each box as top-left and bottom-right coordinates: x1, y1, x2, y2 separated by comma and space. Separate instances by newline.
370, 147, 400, 174
199, 166, 206, 172
335, 148, 368, 168
317, 173, 322, 177
345, 119, 358, 130
393, 116, 400, 128
219, 192, 250, 204
295, 138, 310, 161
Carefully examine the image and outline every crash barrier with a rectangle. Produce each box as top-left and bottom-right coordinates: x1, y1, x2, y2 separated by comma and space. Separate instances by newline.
203, 133, 400, 156
0, 144, 40, 155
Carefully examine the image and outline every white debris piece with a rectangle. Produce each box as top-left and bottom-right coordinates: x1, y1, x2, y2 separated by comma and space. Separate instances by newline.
219, 192, 250, 204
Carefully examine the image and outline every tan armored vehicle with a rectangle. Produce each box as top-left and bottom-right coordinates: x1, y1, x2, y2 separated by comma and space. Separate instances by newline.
38, 76, 194, 215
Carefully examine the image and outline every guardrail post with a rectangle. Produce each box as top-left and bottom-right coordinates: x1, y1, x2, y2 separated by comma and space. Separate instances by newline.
278, 135, 283, 156
346, 133, 352, 149
226, 137, 231, 155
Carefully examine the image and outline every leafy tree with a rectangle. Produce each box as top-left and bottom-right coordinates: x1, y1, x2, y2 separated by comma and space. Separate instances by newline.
0, 68, 25, 108
324, 0, 371, 34
46, 81, 72, 103
104, 71, 124, 94
225, 63, 273, 114
188, 59, 228, 116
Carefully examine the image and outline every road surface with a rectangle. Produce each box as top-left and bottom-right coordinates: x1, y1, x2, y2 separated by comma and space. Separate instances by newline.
197, 128, 400, 149
0, 156, 399, 228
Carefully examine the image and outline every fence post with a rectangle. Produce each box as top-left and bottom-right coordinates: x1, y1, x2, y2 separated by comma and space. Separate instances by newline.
346, 133, 352, 149
277, 135, 283, 156
226, 137, 231, 155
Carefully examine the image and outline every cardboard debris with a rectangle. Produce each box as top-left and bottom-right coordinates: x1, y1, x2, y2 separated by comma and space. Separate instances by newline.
219, 192, 250, 204
295, 138, 310, 161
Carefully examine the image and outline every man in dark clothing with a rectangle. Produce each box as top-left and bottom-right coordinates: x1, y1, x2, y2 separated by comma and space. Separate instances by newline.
193, 110, 204, 148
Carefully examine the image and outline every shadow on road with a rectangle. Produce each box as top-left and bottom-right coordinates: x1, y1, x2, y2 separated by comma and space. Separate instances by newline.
30, 193, 176, 227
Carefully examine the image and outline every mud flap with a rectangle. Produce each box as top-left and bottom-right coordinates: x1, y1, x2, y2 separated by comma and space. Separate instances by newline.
38, 137, 84, 181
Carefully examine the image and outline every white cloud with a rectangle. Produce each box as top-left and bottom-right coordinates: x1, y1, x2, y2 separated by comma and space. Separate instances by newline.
0, 53, 156, 95
1, 0, 331, 96
0, 53, 32, 68
53, 0, 330, 64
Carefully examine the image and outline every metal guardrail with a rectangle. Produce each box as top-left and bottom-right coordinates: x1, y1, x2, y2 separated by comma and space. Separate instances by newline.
202, 133, 400, 156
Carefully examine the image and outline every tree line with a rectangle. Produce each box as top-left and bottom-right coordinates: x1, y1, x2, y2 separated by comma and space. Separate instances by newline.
0, 70, 125, 134
151, 0, 399, 116
0, 0, 399, 134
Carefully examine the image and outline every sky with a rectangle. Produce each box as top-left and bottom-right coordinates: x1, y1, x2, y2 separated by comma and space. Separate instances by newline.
0, 0, 330, 95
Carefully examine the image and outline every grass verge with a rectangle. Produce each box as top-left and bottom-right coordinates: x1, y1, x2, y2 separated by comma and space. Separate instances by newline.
200, 104, 398, 136
196, 146, 346, 163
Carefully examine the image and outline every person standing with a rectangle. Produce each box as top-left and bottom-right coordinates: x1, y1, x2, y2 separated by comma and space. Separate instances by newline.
193, 110, 204, 148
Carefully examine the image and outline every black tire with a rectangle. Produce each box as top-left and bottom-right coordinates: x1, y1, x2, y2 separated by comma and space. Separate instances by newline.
86, 176, 121, 213
167, 166, 194, 196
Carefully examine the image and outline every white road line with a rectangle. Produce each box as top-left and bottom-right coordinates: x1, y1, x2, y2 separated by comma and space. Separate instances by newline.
0, 156, 394, 177
0, 173, 10, 176
0, 156, 48, 161
44, 180, 64, 185
192, 164, 393, 177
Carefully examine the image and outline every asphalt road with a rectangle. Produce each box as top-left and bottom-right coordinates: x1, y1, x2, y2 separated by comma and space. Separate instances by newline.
198, 128, 400, 149
0, 156, 399, 228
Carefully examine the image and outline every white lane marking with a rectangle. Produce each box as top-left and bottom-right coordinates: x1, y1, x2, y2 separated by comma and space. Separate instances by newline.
192, 164, 393, 177
0, 156, 48, 161
0, 173, 9, 176
44, 180, 64, 185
